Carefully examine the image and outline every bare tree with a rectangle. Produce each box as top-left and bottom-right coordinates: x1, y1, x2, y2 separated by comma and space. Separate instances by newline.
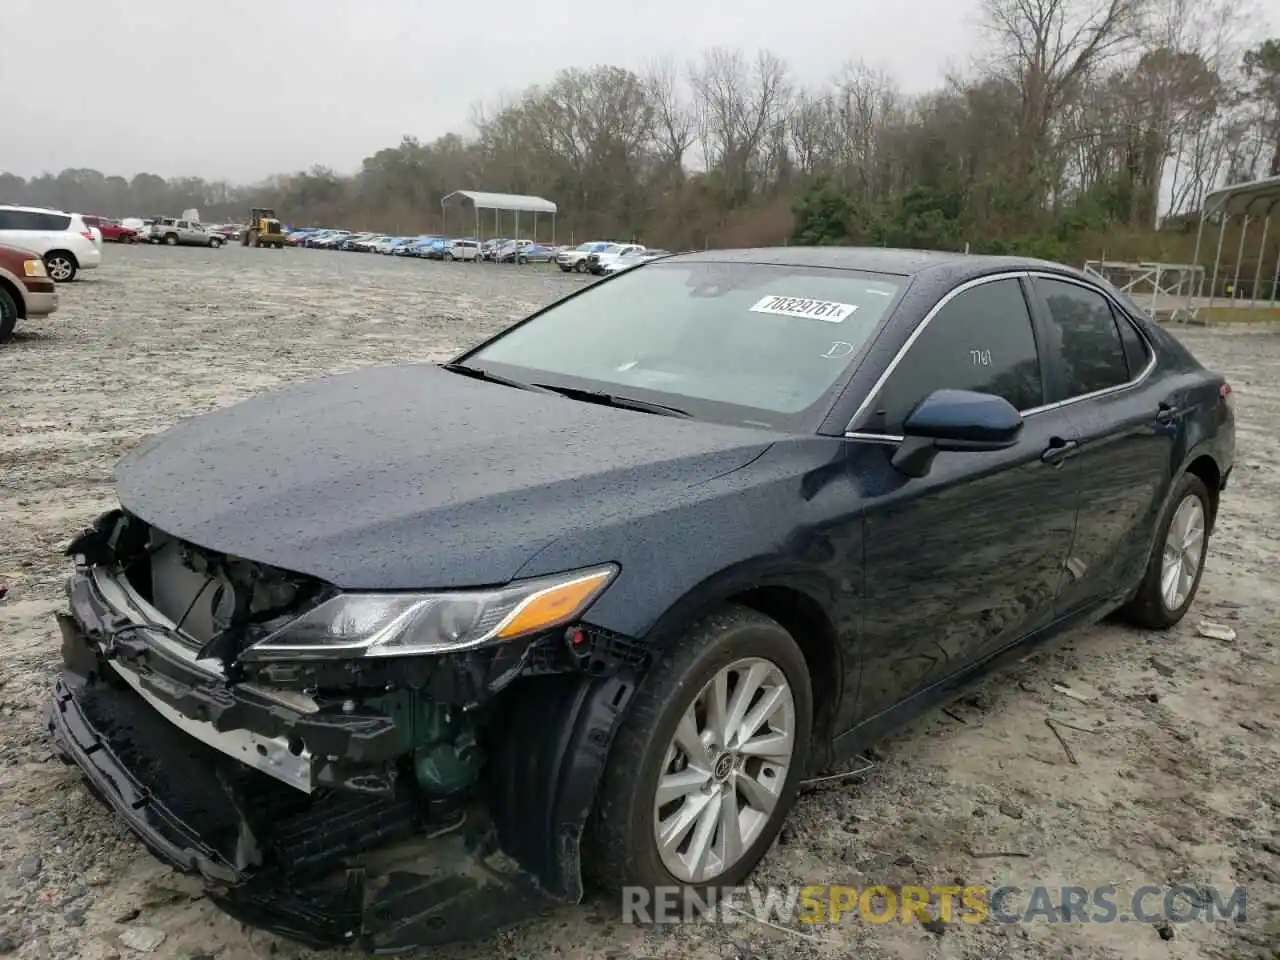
689, 48, 793, 203
981, 0, 1145, 208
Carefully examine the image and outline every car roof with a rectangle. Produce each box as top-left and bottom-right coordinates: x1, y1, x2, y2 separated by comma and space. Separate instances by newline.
0, 203, 70, 214
661, 246, 1090, 282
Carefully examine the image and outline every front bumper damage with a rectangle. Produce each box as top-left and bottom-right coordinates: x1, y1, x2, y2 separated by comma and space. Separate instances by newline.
45, 520, 646, 953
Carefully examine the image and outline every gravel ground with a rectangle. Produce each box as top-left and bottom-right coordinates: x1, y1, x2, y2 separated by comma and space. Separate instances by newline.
0, 244, 1276, 960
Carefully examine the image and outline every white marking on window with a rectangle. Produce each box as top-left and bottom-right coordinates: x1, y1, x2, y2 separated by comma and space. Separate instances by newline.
823, 341, 855, 359
864, 289, 893, 297
749, 295, 857, 323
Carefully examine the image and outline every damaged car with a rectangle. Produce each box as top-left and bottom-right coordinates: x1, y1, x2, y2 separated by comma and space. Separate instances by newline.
47, 247, 1234, 953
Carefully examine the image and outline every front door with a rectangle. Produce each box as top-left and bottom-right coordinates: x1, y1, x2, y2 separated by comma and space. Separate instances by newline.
843, 275, 1082, 725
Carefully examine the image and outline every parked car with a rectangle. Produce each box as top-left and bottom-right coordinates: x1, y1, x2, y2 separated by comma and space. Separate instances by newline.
40, 246, 1236, 954
585, 243, 646, 275
516, 243, 557, 264
556, 241, 614, 273
445, 239, 480, 261
600, 249, 671, 275
81, 215, 138, 243
421, 239, 454, 260
481, 238, 509, 261
342, 233, 381, 252
146, 217, 224, 247
492, 239, 535, 263
0, 205, 102, 282
0, 242, 57, 342
312, 231, 354, 250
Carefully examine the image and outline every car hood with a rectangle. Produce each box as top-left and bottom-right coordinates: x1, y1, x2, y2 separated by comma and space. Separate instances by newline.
114, 364, 775, 590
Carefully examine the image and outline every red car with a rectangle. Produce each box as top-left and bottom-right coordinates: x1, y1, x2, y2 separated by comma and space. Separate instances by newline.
81, 215, 138, 243
0, 241, 58, 342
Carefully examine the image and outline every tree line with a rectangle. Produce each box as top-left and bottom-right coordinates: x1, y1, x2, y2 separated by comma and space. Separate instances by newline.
3, 0, 1278, 266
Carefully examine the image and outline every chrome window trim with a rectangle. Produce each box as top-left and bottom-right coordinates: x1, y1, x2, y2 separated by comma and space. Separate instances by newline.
842, 269, 1158, 441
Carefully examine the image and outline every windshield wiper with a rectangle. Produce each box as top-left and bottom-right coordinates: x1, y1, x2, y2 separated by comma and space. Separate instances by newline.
439, 362, 557, 395
532, 383, 692, 418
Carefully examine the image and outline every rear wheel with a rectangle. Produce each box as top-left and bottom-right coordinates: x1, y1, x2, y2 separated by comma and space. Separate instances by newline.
1121, 472, 1211, 629
44, 251, 77, 282
586, 605, 812, 893
0, 285, 19, 342
209, 237, 222, 248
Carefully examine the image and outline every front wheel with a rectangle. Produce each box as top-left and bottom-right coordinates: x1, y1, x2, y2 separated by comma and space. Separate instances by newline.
574, 260, 587, 273
209, 237, 222, 247
586, 605, 812, 892
0, 284, 18, 342
1121, 472, 1211, 629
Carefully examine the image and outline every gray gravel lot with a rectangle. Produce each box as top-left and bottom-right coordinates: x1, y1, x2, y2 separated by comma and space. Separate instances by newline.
0, 244, 1277, 960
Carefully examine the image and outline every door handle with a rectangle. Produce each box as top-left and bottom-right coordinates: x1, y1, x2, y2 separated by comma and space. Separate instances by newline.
1041, 437, 1078, 465
1155, 402, 1181, 425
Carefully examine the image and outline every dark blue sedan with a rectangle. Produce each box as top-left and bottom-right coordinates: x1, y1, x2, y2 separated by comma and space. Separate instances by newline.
45, 246, 1233, 953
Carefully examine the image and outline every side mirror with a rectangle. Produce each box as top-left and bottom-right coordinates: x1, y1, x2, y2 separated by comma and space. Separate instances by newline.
890, 389, 1023, 478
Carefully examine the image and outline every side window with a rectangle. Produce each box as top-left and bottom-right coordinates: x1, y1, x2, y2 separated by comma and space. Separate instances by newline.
1036, 278, 1130, 399
0, 210, 39, 230
1115, 314, 1151, 377
863, 278, 1044, 433
38, 213, 71, 230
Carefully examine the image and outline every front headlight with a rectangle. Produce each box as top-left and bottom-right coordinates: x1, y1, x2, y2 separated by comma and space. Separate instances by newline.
241, 564, 617, 661
23, 259, 47, 278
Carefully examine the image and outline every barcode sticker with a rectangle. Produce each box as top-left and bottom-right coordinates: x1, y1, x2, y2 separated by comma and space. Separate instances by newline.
749, 295, 857, 323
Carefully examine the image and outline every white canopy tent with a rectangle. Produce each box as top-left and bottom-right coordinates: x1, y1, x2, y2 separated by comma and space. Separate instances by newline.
440, 190, 558, 244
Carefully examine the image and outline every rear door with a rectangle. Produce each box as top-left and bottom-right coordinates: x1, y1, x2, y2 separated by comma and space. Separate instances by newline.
1027, 273, 1172, 612
849, 275, 1083, 719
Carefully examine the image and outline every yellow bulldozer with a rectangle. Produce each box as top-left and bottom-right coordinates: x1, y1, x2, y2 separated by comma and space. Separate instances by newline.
241, 208, 286, 248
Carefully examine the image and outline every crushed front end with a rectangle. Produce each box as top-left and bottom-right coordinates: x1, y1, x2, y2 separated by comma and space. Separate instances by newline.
45, 509, 645, 953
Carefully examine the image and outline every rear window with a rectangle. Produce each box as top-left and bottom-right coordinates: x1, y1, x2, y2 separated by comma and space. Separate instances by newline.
470, 260, 904, 427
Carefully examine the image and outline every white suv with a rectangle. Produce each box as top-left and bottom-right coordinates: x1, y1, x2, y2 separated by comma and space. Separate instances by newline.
0, 206, 102, 282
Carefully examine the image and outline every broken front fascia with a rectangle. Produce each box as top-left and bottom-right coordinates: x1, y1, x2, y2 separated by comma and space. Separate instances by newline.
55, 508, 619, 796
46, 509, 650, 950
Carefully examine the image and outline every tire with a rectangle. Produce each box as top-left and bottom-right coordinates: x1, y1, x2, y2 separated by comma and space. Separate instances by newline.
164, 233, 178, 246
574, 260, 587, 273
44, 251, 77, 283
586, 605, 813, 894
0, 284, 18, 343
1120, 472, 1212, 629
518, 255, 528, 265
443, 252, 454, 262
210, 237, 222, 248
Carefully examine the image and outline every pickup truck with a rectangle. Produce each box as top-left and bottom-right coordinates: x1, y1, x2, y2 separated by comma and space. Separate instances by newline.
146, 217, 225, 247
555, 241, 614, 273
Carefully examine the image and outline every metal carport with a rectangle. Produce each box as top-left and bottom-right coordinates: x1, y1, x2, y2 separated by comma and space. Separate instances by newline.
1185, 174, 1280, 322
440, 191, 558, 244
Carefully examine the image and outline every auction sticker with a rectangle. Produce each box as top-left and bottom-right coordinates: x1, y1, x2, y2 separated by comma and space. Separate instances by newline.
749, 295, 857, 323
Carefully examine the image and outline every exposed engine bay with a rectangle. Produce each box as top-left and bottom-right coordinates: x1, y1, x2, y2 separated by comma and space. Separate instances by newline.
47, 508, 647, 952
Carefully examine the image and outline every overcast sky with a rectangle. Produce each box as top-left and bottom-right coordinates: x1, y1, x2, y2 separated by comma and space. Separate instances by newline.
3, 0, 978, 183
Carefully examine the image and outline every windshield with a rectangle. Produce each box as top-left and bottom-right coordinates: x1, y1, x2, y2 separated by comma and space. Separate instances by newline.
465, 260, 903, 429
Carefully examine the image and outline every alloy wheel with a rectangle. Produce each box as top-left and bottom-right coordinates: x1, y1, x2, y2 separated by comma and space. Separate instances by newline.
652, 657, 796, 883
1160, 494, 1206, 610
46, 257, 73, 281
